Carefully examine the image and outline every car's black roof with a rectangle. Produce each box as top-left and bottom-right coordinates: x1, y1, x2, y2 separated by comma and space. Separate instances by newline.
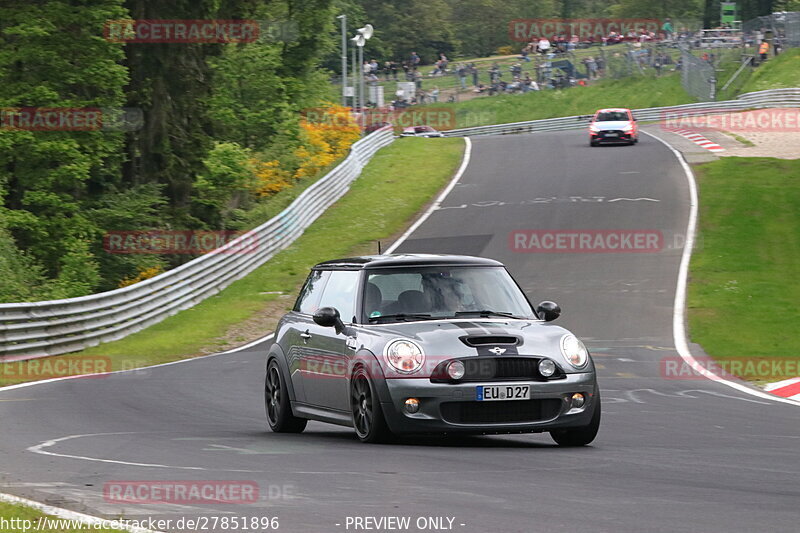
312, 254, 503, 270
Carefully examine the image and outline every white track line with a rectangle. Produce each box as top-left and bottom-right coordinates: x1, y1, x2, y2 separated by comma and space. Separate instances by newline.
643, 131, 799, 407
0, 492, 165, 533
0, 333, 274, 393
385, 137, 472, 253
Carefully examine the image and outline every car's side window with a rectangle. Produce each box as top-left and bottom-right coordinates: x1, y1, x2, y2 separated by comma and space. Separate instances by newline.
294, 270, 329, 314
317, 270, 360, 323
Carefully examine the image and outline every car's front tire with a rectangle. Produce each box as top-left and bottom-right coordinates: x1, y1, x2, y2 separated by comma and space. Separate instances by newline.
550, 395, 600, 446
350, 366, 393, 443
265, 359, 307, 433
590, 139, 599, 147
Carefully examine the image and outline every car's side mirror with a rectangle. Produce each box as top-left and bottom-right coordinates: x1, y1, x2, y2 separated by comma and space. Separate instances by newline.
313, 307, 345, 334
536, 301, 561, 322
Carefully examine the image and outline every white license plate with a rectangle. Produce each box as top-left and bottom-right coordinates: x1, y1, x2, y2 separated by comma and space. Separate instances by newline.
476, 384, 531, 401
604, 132, 618, 137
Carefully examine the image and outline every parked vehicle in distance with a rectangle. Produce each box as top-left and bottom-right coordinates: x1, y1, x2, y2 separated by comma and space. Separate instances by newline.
589, 108, 638, 146
265, 254, 601, 445
401, 125, 444, 137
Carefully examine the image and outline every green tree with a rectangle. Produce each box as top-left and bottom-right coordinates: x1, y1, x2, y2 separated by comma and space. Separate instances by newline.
0, 0, 128, 295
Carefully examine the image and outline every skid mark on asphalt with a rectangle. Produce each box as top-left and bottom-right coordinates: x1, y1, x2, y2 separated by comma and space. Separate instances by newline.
602, 388, 771, 405
436, 196, 661, 211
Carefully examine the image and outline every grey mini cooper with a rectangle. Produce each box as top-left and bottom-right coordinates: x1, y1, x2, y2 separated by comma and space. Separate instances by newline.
265, 254, 600, 445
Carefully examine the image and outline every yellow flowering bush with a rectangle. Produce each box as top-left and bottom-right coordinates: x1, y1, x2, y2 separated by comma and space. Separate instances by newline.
118, 265, 164, 288
249, 103, 361, 196
252, 159, 294, 197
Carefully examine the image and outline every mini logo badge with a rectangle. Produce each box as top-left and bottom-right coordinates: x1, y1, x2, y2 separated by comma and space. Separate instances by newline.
489, 347, 507, 355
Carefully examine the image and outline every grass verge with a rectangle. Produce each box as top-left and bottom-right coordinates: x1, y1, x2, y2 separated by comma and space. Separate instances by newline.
0, 502, 125, 532
741, 48, 800, 93
429, 73, 691, 128
688, 157, 800, 382
0, 138, 465, 387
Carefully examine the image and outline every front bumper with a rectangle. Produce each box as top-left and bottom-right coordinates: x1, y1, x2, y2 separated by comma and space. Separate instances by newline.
591, 131, 634, 143
379, 372, 598, 434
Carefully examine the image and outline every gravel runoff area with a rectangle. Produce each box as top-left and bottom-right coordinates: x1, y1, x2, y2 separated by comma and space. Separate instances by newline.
703, 108, 800, 159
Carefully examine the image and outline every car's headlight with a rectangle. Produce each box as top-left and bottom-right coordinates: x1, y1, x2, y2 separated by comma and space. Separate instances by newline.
384, 339, 425, 373
589, 124, 600, 132
560, 334, 589, 368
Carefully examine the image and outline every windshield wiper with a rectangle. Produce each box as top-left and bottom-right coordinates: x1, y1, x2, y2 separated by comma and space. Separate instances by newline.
453, 310, 523, 319
368, 313, 434, 322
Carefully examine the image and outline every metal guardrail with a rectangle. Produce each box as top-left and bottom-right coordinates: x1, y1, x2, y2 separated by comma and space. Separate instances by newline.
4, 88, 799, 360
0, 128, 395, 361
441, 88, 800, 137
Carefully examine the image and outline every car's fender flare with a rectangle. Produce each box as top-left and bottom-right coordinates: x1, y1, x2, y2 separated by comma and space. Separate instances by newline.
350, 350, 393, 404
266, 343, 301, 407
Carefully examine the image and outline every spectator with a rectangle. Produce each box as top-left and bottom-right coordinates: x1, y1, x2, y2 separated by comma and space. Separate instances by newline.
594, 55, 605, 77
489, 63, 501, 83
391, 61, 399, 81
470, 63, 479, 86
456, 63, 467, 89
759, 40, 770, 62
431, 86, 440, 103
584, 56, 597, 79
663, 18, 674, 40
653, 55, 663, 76
537, 37, 551, 54
410, 51, 421, 68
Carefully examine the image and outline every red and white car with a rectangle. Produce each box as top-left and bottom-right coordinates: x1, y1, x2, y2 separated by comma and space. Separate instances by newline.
588, 108, 638, 146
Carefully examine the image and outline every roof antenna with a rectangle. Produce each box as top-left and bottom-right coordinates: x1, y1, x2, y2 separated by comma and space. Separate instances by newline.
377, 240, 382, 255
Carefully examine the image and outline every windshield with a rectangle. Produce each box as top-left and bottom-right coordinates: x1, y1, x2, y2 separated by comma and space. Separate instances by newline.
363, 266, 535, 322
596, 111, 630, 122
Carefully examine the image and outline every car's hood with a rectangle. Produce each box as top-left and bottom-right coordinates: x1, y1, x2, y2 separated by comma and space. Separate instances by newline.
355, 319, 584, 370
593, 121, 632, 130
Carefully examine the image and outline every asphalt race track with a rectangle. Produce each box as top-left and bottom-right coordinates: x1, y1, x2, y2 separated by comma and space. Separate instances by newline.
1, 131, 798, 533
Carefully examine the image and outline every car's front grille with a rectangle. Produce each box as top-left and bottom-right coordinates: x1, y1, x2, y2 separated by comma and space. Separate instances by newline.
430, 357, 565, 382
440, 399, 562, 424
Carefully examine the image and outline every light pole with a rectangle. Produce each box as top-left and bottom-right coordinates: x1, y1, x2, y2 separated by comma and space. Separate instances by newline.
351, 42, 357, 109
350, 34, 363, 116
337, 15, 347, 106
352, 24, 373, 131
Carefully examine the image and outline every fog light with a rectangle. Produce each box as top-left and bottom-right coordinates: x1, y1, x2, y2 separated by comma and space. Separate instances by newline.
404, 398, 420, 413
538, 358, 556, 377
571, 393, 585, 408
446, 360, 466, 380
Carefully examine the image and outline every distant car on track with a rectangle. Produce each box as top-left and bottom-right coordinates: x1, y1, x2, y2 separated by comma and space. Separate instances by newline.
589, 108, 638, 146
401, 125, 444, 138
265, 254, 601, 445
